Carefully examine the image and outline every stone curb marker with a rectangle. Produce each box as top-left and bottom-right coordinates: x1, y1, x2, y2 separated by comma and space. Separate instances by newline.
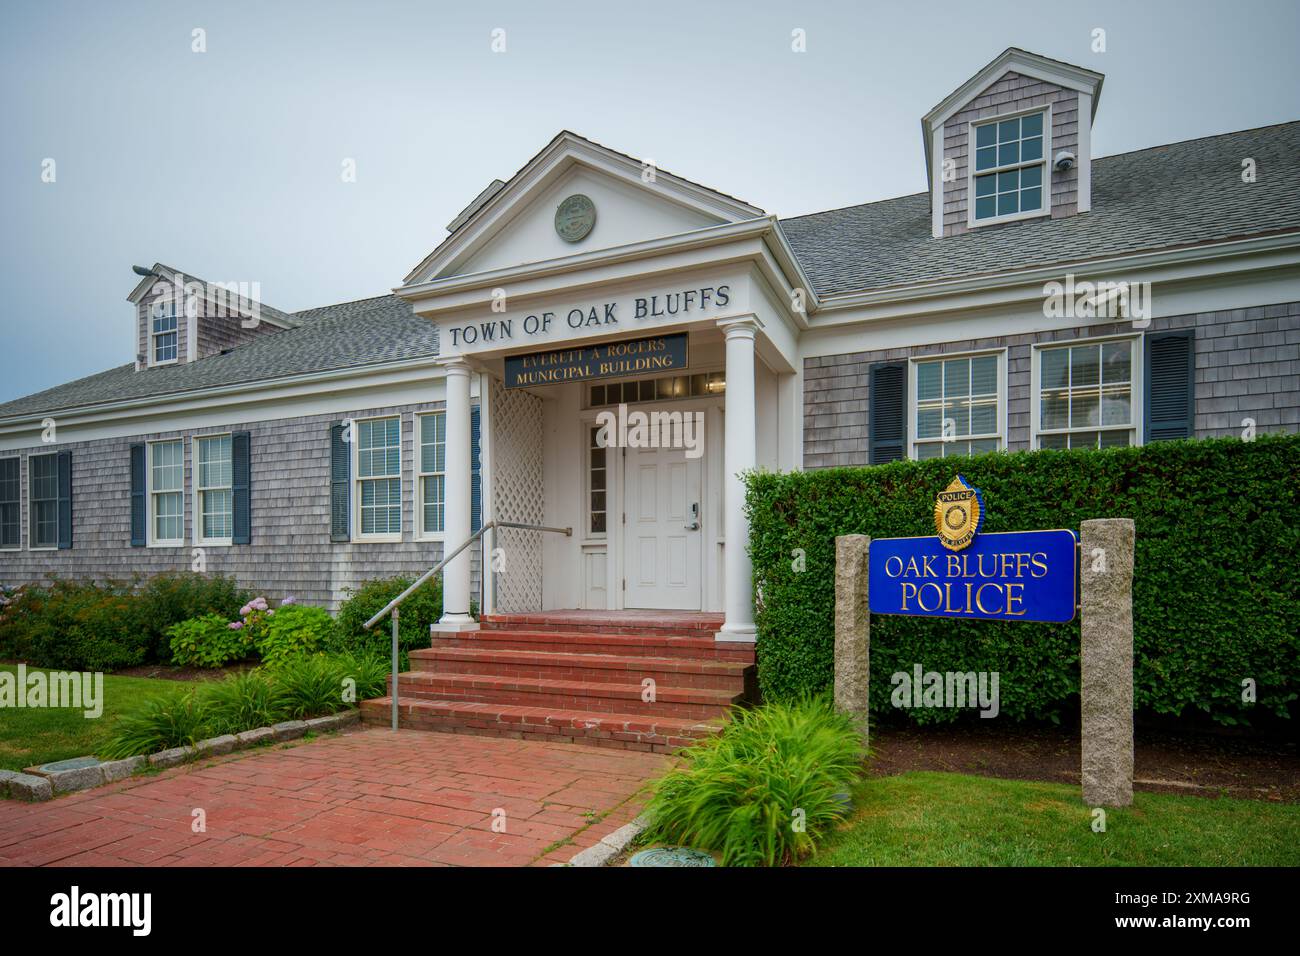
562, 814, 651, 867
1, 709, 360, 803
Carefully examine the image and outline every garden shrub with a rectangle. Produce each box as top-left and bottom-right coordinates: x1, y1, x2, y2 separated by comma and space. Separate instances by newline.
20, 580, 151, 672
331, 576, 442, 661
0, 583, 47, 661
642, 696, 861, 866
255, 604, 333, 667
168, 614, 254, 668
746, 434, 1300, 726
0, 572, 250, 669
134, 572, 252, 661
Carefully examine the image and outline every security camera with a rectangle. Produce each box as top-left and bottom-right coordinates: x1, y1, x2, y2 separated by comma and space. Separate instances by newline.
1053, 150, 1076, 172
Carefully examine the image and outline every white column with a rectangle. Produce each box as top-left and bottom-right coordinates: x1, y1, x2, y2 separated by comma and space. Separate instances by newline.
718, 318, 759, 642
435, 358, 478, 632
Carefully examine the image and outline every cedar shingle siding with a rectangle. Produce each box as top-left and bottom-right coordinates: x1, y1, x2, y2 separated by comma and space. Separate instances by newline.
802, 301, 1300, 469
0, 403, 482, 609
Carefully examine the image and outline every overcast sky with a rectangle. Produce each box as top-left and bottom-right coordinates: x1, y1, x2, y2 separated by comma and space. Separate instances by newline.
2, 0, 1297, 403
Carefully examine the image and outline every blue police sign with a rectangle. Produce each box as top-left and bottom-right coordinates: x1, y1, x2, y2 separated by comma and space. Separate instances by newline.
867, 476, 1078, 623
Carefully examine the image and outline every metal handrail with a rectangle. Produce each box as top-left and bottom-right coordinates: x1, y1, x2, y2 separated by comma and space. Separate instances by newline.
367, 519, 573, 731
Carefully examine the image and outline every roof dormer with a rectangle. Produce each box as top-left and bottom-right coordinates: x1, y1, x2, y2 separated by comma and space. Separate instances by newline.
923, 48, 1104, 238
126, 264, 298, 370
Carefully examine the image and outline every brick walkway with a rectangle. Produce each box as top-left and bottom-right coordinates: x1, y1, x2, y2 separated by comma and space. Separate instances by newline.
0, 728, 669, 867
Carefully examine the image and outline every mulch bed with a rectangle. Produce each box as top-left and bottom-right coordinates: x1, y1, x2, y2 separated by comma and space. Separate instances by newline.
869, 721, 1299, 802
111, 663, 253, 682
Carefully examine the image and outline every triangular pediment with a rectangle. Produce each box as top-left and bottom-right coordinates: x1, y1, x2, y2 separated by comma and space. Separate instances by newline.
403, 132, 764, 285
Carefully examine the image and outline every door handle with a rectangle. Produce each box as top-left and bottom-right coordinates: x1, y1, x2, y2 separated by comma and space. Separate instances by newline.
685, 502, 700, 531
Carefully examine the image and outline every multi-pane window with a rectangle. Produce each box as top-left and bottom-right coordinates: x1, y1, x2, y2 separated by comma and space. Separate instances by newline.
589, 427, 607, 535
150, 440, 184, 543
0, 458, 18, 549
914, 354, 1001, 459
418, 413, 446, 536
195, 435, 232, 543
973, 111, 1045, 222
29, 453, 59, 548
1038, 341, 1136, 450
357, 417, 401, 537
151, 300, 178, 364
588, 371, 725, 408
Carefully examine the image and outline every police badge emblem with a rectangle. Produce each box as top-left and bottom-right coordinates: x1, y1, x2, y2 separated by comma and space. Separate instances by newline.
934, 474, 984, 552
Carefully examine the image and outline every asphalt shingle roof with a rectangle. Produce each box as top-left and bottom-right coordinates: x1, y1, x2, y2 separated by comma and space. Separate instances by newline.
4, 122, 1297, 420
780, 121, 1300, 297
0, 294, 438, 419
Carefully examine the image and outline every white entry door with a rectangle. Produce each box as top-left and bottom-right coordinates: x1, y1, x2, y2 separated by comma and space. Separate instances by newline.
623, 444, 703, 610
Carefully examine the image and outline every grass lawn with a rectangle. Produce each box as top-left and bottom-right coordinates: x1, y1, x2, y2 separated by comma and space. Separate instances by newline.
807, 771, 1300, 867
0, 665, 202, 772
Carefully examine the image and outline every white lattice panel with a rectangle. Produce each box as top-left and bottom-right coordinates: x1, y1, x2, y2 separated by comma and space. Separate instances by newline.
490, 379, 545, 612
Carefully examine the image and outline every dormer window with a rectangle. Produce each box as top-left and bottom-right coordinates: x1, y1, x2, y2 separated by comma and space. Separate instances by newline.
971, 110, 1047, 225
151, 300, 178, 364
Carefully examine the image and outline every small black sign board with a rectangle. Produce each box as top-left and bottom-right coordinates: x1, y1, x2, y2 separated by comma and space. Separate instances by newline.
503, 333, 688, 389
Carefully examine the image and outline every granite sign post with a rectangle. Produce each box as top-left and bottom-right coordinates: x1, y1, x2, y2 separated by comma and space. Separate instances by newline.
832, 476, 1135, 806
1079, 518, 1135, 807
834, 534, 871, 749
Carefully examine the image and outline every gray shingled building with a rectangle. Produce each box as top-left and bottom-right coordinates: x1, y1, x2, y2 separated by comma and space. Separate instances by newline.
1, 48, 1297, 638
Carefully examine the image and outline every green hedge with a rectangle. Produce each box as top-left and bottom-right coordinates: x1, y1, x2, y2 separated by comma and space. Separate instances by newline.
747, 435, 1300, 726
328, 575, 443, 664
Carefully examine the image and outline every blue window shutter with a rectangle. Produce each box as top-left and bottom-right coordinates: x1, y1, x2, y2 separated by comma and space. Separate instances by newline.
56, 450, 72, 549
1145, 331, 1195, 442
470, 405, 482, 533
330, 422, 350, 542
130, 444, 146, 547
231, 431, 251, 545
868, 362, 907, 464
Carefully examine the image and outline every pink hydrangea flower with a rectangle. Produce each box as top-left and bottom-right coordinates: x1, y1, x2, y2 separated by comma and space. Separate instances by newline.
229, 621, 243, 630
239, 604, 251, 616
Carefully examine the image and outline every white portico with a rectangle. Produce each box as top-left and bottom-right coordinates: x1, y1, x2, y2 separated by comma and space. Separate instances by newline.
396, 132, 810, 641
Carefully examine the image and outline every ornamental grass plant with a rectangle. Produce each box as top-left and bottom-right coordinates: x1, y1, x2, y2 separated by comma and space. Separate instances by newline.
641, 695, 864, 866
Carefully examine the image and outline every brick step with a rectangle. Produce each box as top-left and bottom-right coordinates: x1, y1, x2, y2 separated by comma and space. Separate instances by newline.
478, 613, 724, 639
359, 697, 724, 753
409, 646, 749, 690
390, 671, 740, 720
430, 629, 755, 663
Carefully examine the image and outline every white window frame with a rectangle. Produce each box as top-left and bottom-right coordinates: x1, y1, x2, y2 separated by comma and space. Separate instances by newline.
966, 104, 1052, 229
25, 451, 59, 552
192, 433, 233, 547
415, 411, 446, 541
353, 414, 403, 543
908, 349, 1008, 461
149, 298, 180, 367
1030, 334, 1144, 451
147, 438, 186, 547
0, 456, 20, 552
